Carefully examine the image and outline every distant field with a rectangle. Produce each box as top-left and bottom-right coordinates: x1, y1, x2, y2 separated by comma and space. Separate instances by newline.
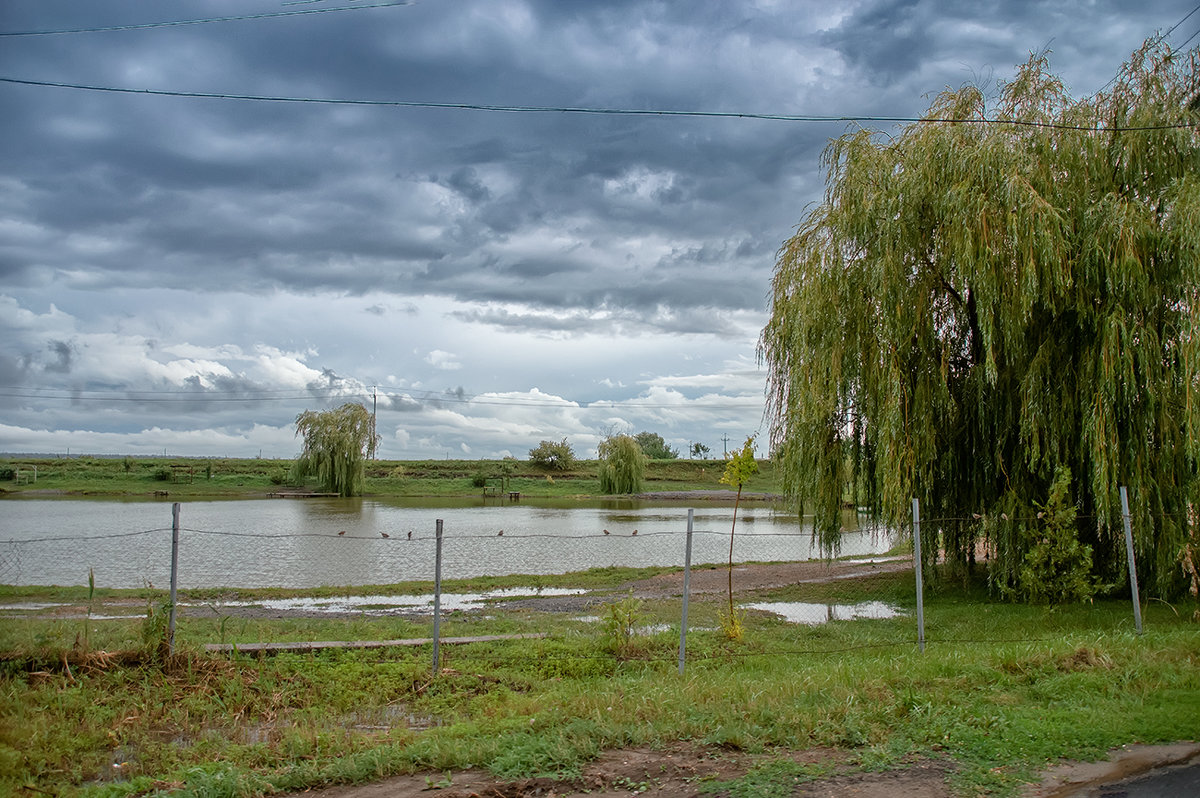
0, 455, 780, 499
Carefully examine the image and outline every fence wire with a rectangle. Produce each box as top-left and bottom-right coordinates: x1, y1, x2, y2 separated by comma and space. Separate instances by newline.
0, 501, 1167, 662
0, 505, 897, 591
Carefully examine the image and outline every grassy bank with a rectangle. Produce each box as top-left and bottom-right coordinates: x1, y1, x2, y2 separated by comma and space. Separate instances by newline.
2, 567, 1197, 797
0, 456, 778, 499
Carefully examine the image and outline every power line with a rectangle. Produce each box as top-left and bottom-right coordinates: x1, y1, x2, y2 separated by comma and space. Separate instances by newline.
1089, 2, 1200, 97
1162, 2, 1200, 43
1177, 25, 1200, 50
0, 2, 414, 37
0, 386, 763, 410
0, 76, 1194, 132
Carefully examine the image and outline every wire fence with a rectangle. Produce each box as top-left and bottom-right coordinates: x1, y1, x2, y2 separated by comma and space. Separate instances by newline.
0, 501, 897, 589
0, 497, 1167, 674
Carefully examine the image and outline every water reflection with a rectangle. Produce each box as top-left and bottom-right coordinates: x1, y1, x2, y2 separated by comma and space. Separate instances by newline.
0, 497, 894, 589
197, 586, 586, 616
743, 600, 903, 625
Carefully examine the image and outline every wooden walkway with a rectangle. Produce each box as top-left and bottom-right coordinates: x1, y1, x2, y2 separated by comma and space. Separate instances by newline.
204, 632, 545, 654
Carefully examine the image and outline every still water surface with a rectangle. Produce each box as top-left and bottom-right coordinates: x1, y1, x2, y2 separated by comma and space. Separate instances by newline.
0, 497, 893, 589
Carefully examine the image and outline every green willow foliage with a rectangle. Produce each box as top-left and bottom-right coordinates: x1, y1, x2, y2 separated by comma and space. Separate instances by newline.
760, 41, 1200, 598
290, 402, 378, 497
598, 434, 647, 495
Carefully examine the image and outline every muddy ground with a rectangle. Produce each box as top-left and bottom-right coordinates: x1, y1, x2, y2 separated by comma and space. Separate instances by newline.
284, 742, 1200, 798
291, 744, 956, 798
3, 557, 914, 621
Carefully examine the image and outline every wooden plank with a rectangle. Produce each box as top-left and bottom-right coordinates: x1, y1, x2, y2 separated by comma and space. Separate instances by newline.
204, 632, 546, 654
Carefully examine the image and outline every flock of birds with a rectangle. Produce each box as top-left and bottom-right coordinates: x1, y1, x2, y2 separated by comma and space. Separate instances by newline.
333, 528, 639, 538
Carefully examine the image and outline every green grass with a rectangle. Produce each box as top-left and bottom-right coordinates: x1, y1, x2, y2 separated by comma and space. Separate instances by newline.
0, 456, 779, 499
2, 567, 1198, 797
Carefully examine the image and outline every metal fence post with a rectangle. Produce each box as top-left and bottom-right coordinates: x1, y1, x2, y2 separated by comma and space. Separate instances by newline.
678, 509, 694, 676
912, 497, 925, 653
1119, 486, 1144, 635
432, 519, 444, 676
168, 502, 180, 656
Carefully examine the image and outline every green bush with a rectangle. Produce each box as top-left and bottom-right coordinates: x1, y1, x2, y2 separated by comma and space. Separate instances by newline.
528, 438, 575, 471
600, 592, 645, 660
151, 467, 172, 482
1005, 466, 1098, 604
471, 462, 489, 488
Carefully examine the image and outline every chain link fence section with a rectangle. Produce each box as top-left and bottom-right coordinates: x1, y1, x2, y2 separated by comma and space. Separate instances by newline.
0, 529, 171, 589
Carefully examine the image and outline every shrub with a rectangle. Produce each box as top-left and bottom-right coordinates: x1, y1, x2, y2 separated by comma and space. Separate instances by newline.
528, 438, 575, 470
601, 593, 645, 660
152, 467, 172, 482
1003, 466, 1099, 604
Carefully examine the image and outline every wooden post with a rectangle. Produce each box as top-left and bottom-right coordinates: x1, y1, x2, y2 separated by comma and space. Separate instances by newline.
678, 509, 694, 676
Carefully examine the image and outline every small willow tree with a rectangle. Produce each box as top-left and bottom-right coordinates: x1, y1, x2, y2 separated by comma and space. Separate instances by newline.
291, 402, 378, 497
760, 40, 1199, 598
720, 436, 759, 637
598, 434, 646, 494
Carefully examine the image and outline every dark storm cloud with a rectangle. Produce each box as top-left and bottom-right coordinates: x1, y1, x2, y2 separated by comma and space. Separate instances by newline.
1, 0, 1192, 459
0, 353, 30, 388
0, 0, 855, 321
44, 340, 74, 373
439, 167, 492, 204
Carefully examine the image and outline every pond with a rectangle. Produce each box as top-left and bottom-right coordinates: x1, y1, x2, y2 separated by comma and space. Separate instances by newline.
0, 496, 894, 589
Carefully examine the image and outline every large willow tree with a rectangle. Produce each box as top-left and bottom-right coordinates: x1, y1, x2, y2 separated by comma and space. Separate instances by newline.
291, 402, 378, 497
760, 41, 1199, 598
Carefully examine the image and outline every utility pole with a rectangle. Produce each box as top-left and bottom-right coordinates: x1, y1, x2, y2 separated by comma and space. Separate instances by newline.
721, 433, 730, 458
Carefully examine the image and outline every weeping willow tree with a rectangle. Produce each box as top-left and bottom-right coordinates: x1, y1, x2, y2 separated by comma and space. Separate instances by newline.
598, 434, 647, 495
760, 40, 1200, 599
291, 402, 378, 497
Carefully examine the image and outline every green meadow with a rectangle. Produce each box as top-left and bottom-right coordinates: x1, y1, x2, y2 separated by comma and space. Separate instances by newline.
2, 565, 1196, 798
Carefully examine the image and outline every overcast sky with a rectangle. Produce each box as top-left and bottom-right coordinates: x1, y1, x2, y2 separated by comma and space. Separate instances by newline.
1, 0, 1194, 461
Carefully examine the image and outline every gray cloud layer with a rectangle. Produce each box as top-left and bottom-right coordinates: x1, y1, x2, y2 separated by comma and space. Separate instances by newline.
0, 0, 1191, 457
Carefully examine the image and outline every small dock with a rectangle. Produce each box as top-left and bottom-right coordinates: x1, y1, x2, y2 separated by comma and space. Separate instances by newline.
267, 491, 340, 498
204, 632, 545, 654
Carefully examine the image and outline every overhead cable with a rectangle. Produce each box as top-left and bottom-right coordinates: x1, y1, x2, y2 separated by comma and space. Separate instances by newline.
0, 76, 1194, 132
0, 387, 763, 410
1090, 2, 1200, 97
